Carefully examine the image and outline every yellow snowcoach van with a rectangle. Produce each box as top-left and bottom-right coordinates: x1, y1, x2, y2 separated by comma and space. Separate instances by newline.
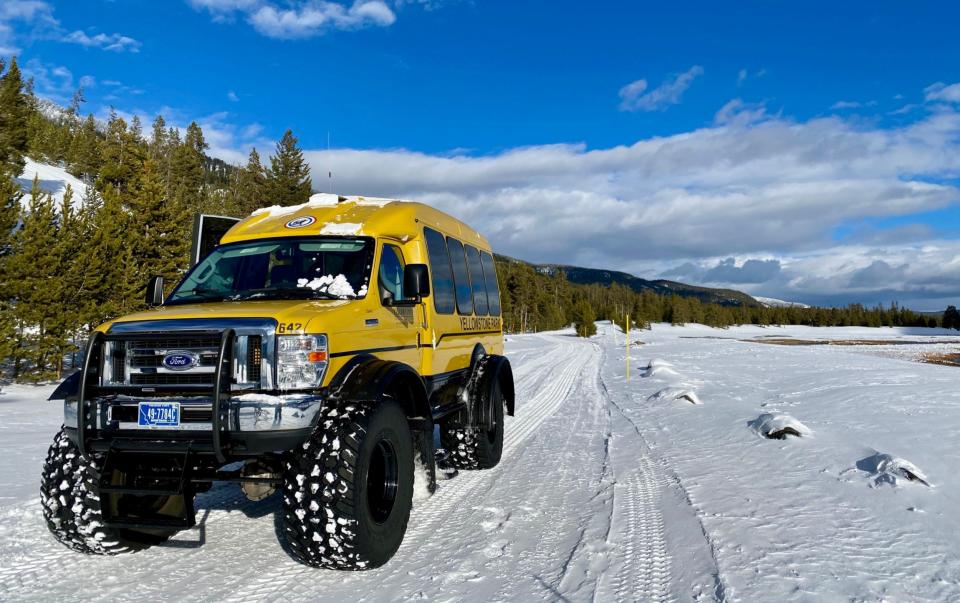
42, 194, 514, 569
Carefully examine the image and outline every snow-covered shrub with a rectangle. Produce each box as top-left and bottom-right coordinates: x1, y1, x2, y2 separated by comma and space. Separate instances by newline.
647, 387, 702, 405
856, 452, 931, 487
748, 413, 811, 439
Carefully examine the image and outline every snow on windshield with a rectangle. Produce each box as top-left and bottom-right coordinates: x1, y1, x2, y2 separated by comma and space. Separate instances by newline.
298, 275, 363, 298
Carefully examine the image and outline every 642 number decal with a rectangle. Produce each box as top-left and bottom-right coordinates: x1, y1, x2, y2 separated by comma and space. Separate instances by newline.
277, 322, 304, 334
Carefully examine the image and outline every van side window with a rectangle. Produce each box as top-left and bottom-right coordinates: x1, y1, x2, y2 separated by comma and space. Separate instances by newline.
423, 227, 455, 314
378, 243, 405, 305
480, 251, 501, 316
465, 245, 489, 315
446, 237, 474, 315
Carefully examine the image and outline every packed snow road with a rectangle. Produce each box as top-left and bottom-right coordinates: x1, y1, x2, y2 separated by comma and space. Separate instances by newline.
0, 328, 717, 602
3, 322, 960, 601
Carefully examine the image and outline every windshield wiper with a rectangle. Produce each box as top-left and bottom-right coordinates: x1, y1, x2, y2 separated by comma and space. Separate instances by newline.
167, 286, 225, 304
231, 287, 346, 301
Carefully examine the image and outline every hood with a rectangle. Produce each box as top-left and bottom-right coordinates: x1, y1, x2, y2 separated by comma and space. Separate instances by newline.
102, 299, 354, 334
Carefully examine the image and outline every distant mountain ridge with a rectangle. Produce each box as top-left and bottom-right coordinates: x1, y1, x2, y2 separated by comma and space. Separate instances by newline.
499, 256, 760, 307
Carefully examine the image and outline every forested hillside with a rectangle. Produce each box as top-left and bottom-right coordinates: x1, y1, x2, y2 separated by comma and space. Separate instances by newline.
0, 56, 312, 381
0, 55, 950, 382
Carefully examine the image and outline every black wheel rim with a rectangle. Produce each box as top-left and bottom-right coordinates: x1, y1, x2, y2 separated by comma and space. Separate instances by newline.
485, 390, 500, 444
367, 439, 399, 524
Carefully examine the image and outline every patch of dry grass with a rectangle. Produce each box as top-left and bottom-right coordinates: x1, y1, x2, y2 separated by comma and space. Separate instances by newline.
920, 352, 960, 367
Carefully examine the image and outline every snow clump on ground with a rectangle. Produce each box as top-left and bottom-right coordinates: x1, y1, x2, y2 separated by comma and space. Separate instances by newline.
748, 413, 811, 439
856, 452, 931, 487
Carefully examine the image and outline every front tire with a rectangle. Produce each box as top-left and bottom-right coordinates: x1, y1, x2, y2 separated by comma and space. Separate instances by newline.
40, 427, 169, 554
281, 401, 414, 570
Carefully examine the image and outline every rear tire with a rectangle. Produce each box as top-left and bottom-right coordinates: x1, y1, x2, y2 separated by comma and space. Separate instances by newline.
281, 401, 414, 569
40, 427, 170, 554
440, 376, 504, 470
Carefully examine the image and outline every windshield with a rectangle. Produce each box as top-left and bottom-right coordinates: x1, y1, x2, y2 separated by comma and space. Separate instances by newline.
167, 237, 374, 305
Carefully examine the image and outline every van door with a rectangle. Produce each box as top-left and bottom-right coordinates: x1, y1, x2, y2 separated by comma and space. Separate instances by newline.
370, 241, 421, 368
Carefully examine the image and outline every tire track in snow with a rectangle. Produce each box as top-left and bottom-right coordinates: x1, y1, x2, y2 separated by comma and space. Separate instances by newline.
611, 461, 671, 602
597, 335, 725, 602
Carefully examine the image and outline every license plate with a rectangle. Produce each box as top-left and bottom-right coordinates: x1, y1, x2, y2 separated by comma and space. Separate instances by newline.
138, 402, 181, 428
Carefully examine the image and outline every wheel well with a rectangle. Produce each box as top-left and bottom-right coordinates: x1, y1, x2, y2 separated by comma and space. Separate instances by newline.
329, 358, 432, 432
385, 369, 431, 425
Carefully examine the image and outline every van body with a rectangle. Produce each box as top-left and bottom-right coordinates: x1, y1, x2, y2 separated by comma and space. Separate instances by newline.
42, 194, 515, 569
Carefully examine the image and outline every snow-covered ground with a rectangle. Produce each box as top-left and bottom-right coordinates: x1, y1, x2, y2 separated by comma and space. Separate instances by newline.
2, 322, 960, 601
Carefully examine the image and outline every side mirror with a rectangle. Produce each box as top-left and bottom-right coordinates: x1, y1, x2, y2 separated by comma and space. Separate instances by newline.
145, 275, 164, 307
403, 264, 430, 299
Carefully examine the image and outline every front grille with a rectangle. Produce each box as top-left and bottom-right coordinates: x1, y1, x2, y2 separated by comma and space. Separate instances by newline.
129, 336, 221, 350
129, 355, 217, 369
131, 373, 215, 386
102, 330, 268, 390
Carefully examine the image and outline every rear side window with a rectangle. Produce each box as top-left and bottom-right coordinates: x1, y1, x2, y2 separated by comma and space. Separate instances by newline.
446, 237, 474, 315
480, 251, 501, 316
465, 245, 489, 315
423, 227, 455, 314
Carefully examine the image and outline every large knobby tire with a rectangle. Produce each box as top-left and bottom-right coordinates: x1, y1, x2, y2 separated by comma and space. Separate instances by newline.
440, 375, 504, 470
40, 427, 169, 554
281, 401, 414, 570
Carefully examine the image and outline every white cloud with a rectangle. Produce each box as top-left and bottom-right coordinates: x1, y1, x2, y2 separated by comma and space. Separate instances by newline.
0, 0, 58, 54
713, 98, 770, 126
62, 30, 141, 52
736, 68, 766, 87
22, 59, 96, 102
0, 1, 139, 54
831, 100, 862, 110
227, 90, 239, 102
924, 81, 960, 103
285, 98, 960, 308
619, 65, 704, 112
188, 0, 396, 38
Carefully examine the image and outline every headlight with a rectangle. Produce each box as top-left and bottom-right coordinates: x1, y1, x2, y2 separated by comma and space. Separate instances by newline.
277, 334, 329, 390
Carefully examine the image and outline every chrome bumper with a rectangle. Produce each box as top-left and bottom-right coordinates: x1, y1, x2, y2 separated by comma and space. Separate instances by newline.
64, 393, 325, 433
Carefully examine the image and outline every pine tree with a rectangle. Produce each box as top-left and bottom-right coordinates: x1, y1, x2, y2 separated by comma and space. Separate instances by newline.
67, 114, 101, 180
572, 298, 597, 337
0, 57, 31, 177
128, 158, 189, 286
943, 306, 960, 330
168, 122, 207, 216
80, 184, 138, 325
98, 110, 144, 194
266, 129, 312, 206
49, 185, 84, 377
228, 147, 267, 216
8, 178, 63, 378
0, 176, 22, 373
149, 115, 168, 161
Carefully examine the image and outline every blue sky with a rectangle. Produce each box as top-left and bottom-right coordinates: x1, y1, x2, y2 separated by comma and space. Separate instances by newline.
4, 1, 960, 309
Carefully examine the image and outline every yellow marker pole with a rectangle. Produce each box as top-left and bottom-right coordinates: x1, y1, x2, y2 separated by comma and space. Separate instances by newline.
625, 312, 630, 381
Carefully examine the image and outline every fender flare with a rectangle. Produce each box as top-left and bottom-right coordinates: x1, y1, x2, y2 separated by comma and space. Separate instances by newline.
327, 355, 433, 432
49, 371, 82, 402
467, 354, 515, 419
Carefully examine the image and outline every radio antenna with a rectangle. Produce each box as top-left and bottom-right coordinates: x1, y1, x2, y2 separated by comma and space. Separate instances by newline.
327, 131, 333, 194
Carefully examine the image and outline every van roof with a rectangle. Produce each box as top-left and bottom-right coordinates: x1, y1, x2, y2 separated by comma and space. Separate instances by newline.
220, 193, 491, 249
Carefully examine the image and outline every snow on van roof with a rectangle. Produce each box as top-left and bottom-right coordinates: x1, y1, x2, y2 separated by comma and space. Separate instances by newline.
249, 194, 410, 220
